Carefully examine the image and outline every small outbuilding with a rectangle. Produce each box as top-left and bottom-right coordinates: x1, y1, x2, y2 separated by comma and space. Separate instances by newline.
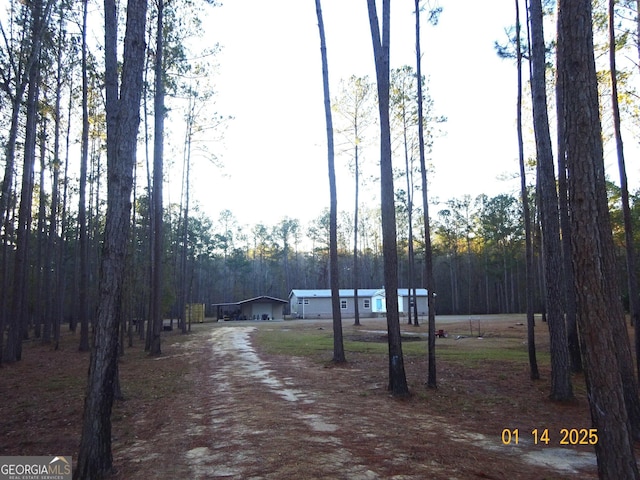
288, 288, 428, 319
211, 295, 288, 321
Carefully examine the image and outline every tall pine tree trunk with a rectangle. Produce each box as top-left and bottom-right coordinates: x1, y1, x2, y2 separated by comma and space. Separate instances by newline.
353, 141, 361, 326
74, 0, 147, 476
554, 2, 581, 373
315, 0, 345, 363
403, 119, 415, 326
180, 107, 192, 334
77, 0, 91, 352
558, 0, 639, 476
35, 113, 47, 340
529, 0, 572, 401
368, 0, 409, 396
149, 0, 165, 355
415, 0, 436, 387
517, 0, 539, 380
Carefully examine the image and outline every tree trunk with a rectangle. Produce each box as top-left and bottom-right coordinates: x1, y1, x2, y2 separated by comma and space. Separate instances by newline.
368, 0, 409, 396
518, 0, 539, 380
557, 0, 639, 476
74, 0, 147, 476
555, 57, 581, 373
78, 0, 91, 352
529, 0, 572, 400
181, 173, 190, 333
149, 0, 165, 356
35, 112, 47, 340
354, 143, 361, 326
180, 108, 192, 334
315, 0, 345, 364
415, 2, 436, 383
554, 4, 581, 372
403, 115, 415, 326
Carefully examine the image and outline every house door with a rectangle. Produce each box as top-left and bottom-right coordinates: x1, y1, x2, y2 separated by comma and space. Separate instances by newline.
376, 298, 383, 312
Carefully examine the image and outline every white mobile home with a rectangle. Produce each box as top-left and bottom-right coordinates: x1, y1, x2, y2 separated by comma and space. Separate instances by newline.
289, 288, 428, 319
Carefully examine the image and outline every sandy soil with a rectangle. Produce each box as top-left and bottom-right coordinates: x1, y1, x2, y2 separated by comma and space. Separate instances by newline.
114, 320, 599, 479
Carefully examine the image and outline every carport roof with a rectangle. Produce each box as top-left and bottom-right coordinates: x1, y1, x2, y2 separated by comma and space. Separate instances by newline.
211, 295, 288, 307
238, 295, 288, 305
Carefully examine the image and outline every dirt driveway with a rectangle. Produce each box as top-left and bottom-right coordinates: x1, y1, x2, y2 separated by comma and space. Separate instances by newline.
115, 321, 599, 479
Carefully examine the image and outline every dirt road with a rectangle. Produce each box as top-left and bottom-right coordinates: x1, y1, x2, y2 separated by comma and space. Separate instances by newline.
117, 322, 598, 479
192, 326, 383, 479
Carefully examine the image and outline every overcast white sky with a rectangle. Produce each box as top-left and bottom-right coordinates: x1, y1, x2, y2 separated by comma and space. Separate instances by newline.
192, 1, 526, 228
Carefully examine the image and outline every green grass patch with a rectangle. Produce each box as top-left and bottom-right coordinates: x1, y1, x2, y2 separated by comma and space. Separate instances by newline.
255, 328, 335, 356
255, 326, 543, 368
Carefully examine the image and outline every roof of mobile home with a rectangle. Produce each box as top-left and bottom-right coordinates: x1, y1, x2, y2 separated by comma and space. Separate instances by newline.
289, 288, 427, 299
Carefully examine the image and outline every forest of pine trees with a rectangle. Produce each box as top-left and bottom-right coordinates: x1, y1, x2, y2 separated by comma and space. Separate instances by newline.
4, 0, 640, 477
4, 1, 640, 350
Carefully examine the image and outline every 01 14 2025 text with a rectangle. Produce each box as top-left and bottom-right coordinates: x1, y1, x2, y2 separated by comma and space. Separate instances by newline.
501, 428, 598, 446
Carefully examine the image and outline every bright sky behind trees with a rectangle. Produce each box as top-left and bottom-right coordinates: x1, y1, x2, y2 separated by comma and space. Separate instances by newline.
197, 1, 533, 227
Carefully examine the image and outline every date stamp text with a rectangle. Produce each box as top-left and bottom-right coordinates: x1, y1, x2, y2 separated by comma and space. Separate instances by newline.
501, 428, 598, 446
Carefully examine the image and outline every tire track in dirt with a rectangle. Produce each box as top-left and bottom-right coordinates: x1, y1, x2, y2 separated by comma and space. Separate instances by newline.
185, 326, 380, 479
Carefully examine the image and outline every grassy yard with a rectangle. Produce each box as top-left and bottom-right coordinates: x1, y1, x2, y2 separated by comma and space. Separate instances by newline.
255, 315, 550, 366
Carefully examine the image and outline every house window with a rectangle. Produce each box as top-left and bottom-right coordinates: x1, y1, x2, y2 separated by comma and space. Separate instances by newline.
363, 299, 371, 309
304, 299, 309, 305
341, 299, 347, 309
298, 299, 303, 305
